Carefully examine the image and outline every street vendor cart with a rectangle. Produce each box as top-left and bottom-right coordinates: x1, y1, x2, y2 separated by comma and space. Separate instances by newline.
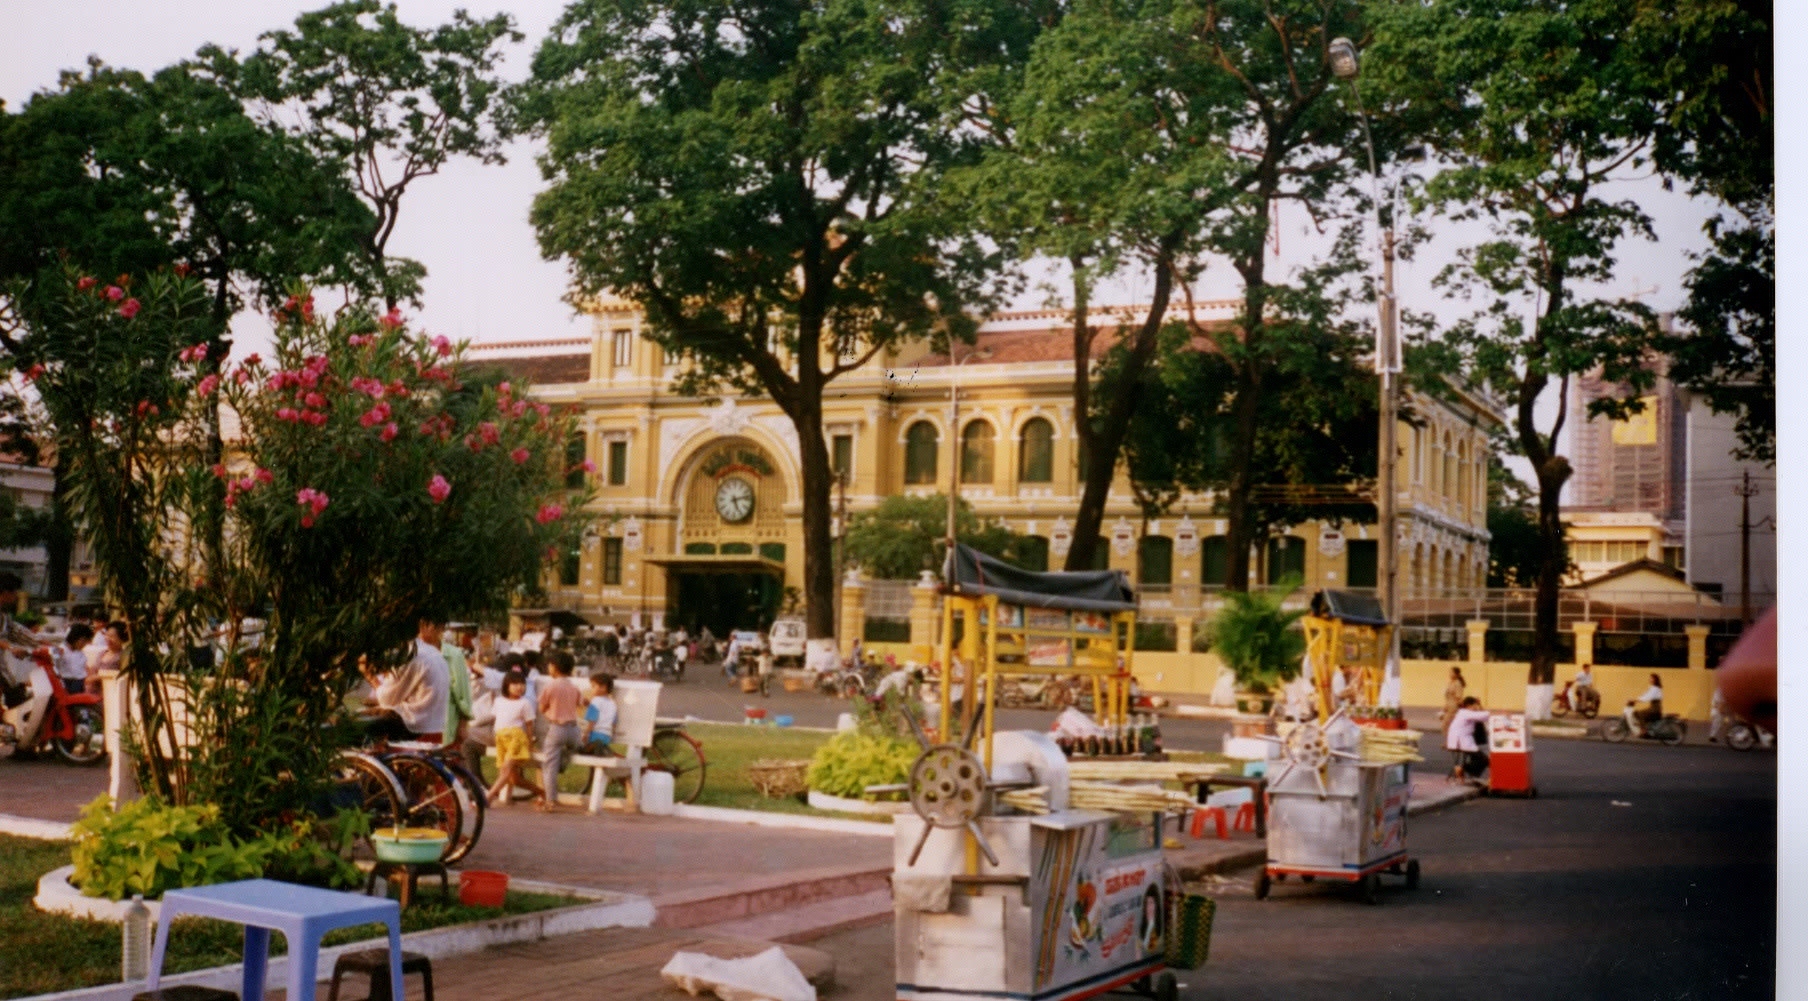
1256, 590, 1423, 904
885, 546, 1197, 1001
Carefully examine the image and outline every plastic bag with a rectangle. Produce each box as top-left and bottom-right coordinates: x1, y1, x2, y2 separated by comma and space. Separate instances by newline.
660, 946, 817, 1001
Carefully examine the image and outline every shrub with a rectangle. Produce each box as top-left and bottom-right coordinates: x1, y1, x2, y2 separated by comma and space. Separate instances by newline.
1205, 575, 1306, 695
805, 731, 918, 800
69, 795, 364, 901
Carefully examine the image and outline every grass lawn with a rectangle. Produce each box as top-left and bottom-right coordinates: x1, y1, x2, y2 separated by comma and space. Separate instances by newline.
0, 834, 582, 999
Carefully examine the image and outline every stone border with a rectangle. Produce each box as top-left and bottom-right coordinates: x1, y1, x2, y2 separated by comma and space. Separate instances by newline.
805, 790, 912, 816
13, 878, 654, 1001
0, 813, 73, 841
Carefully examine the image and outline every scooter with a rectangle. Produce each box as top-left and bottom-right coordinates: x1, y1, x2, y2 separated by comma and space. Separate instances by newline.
1600, 704, 1688, 746
0, 650, 106, 765
1552, 681, 1600, 718
1722, 717, 1773, 752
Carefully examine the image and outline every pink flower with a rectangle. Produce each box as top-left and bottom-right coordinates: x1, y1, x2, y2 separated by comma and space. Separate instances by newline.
534, 503, 564, 525
233, 369, 249, 386
380, 422, 398, 442
76, 276, 96, 291
211, 464, 228, 478
295, 487, 329, 518
179, 344, 208, 363
196, 374, 220, 396
105, 286, 124, 302
497, 381, 511, 397
511, 447, 530, 465
300, 515, 313, 528
304, 392, 325, 409
118, 299, 141, 319
431, 335, 452, 357
22, 364, 44, 383
479, 422, 500, 446
245, 353, 262, 367
379, 307, 404, 331
255, 467, 273, 485
276, 407, 298, 422
427, 474, 451, 504
304, 410, 328, 426
580, 459, 597, 474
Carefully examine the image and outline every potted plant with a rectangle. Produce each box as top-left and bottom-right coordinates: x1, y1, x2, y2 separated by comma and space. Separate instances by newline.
1205, 576, 1306, 723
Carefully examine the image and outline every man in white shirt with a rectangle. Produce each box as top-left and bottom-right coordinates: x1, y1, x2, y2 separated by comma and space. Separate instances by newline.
363, 618, 451, 744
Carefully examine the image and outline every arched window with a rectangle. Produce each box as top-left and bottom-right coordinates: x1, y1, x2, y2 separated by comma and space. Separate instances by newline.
904, 422, 939, 485
1457, 440, 1470, 511
961, 421, 995, 484
1139, 536, 1173, 591
1201, 536, 1229, 590
1018, 418, 1054, 483
1266, 535, 1306, 585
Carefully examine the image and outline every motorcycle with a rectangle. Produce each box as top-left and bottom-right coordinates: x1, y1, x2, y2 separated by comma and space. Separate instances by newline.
0, 650, 107, 765
1600, 706, 1688, 746
1551, 681, 1600, 719
1722, 717, 1773, 752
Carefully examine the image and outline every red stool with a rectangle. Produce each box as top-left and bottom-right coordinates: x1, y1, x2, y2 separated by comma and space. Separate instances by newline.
1189, 806, 1228, 840
1233, 801, 1256, 833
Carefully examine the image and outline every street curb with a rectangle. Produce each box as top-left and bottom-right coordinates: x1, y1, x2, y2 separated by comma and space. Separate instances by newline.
0, 812, 72, 840
669, 802, 893, 837
10, 879, 654, 1001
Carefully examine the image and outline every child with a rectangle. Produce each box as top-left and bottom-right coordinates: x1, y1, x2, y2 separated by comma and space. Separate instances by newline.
583, 674, 618, 752
487, 671, 545, 807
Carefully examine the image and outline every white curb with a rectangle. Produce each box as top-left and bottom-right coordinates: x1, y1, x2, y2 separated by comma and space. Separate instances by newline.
669, 802, 892, 837
0, 813, 73, 840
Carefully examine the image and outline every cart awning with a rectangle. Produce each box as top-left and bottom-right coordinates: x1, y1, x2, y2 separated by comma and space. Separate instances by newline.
945, 543, 1136, 613
644, 555, 786, 576
1310, 589, 1389, 627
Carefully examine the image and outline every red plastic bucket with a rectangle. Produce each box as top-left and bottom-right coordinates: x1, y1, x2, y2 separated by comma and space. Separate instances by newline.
459, 870, 508, 908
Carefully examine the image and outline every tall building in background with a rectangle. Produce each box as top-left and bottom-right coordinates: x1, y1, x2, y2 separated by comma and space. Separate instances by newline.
1566, 365, 1688, 524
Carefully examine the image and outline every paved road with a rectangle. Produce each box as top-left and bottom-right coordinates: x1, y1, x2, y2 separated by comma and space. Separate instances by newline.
808, 734, 1776, 1001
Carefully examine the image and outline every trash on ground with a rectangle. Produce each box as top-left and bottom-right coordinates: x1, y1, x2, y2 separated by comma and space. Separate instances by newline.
1610, 800, 1633, 807
661, 946, 817, 1001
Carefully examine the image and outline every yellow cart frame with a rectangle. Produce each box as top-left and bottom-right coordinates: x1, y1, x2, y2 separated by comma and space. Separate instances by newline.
1300, 594, 1392, 720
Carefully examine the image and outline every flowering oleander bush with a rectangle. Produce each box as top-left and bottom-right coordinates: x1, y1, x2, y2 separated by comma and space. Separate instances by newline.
9, 265, 586, 831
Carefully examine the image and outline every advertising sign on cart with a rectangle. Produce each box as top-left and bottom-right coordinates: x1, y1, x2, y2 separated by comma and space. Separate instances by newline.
1026, 813, 1168, 997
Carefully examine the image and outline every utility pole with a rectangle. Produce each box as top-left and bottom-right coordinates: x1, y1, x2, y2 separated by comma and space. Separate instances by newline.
1736, 470, 1758, 625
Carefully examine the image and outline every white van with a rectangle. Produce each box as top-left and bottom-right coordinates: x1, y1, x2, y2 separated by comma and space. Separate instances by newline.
768, 617, 807, 666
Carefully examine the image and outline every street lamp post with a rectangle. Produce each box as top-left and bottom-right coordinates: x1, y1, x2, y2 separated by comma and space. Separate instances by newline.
1330, 37, 1402, 683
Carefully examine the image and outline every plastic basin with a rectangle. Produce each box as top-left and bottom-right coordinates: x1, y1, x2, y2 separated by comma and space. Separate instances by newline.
371, 828, 448, 864
459, 870, 508, 908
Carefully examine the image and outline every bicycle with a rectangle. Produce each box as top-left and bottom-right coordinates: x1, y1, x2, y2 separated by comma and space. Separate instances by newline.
335, 739, 487, 864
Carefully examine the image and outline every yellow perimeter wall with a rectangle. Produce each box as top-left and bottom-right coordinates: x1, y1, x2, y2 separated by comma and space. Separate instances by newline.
866, 643, 1716, 721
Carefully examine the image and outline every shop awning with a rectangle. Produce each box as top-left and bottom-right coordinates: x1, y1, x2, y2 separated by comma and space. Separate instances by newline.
644, 555, 787, 576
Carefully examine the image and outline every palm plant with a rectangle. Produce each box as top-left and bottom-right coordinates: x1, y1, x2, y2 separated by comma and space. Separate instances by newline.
1206, 574, 1307, 696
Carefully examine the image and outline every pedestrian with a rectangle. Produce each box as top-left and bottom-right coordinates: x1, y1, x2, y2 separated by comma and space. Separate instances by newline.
1708, 687, 1726, 743
460, 660, 496, 785
536, 650, 583, 810
582, 674, 618, 752
1442, 666, 1466, 723
441, 626, 474, 749
486, 671, 543, 806
1444, 696, 1491, 782
54, 624, 93, 697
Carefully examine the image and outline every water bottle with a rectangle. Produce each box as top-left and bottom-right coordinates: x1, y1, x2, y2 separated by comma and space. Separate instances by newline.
122, 894, 150, 981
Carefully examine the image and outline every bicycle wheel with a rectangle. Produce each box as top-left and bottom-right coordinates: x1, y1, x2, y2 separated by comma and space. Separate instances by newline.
336, 752, 406, 861
1601, 718, 1630, 743
649, 728, 707, 804
435, 753, 488, 864
385, 753, 463, 861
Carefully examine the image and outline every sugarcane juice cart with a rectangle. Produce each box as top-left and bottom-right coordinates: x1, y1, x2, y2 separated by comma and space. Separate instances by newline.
1255, 590, 1422, 904
887, 546, 1187, 1001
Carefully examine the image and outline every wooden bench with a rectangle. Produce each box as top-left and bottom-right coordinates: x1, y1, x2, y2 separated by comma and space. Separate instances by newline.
571, 750, 646, 814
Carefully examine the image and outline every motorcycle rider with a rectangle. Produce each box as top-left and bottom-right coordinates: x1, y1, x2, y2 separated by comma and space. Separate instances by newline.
0, 572, 50, 753
1627, 673, 1665, 731
1571, 663, 1596, 711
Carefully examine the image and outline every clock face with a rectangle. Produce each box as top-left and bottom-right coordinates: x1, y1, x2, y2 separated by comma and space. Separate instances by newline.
715, 477, 756, 523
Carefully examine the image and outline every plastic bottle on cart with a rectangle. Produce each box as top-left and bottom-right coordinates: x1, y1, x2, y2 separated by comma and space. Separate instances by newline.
122, 894, 150, 981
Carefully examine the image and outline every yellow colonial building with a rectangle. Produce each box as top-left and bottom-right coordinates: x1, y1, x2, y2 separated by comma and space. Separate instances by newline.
477, 299, 1501, 655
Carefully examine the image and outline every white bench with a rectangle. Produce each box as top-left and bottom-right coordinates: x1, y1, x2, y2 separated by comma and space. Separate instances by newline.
571, 750, 646, 814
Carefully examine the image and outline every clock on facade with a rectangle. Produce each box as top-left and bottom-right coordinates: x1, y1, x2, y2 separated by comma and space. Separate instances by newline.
715, 477, 756, 523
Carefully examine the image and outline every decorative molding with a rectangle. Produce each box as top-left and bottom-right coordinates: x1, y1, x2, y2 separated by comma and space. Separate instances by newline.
658, 417, 706, 472
1174, 517, 1200, 557
1111, 517, 1135, 556
707, 398, 753, 436
1050, 517, 1072, 557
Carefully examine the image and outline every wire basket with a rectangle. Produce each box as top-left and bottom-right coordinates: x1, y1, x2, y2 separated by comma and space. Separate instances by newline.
747, 758, 812, 799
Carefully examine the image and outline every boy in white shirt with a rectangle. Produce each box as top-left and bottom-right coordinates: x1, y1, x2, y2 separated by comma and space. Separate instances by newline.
583, 674, 618, 752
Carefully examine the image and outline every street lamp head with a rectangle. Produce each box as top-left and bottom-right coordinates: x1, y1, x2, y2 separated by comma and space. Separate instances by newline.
1329, 37, 1360, 80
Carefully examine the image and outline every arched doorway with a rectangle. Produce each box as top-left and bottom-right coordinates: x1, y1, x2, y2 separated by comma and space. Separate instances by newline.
662, 439, 790, 636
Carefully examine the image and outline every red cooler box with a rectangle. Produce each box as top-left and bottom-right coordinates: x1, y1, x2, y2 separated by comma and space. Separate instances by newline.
1486, 713, 1535, 797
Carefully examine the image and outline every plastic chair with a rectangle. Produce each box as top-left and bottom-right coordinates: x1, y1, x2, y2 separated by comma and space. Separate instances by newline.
327, 948, 434, 1001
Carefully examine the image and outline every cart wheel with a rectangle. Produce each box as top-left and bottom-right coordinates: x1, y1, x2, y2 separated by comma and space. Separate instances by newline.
1155, 972, 1179, 1001
1359, 872, 1380, 905
1405, 859, 1421, 890
1254, 870, 1271, 900
1274, 872, 1287, 882
1300, 874, 1315, 883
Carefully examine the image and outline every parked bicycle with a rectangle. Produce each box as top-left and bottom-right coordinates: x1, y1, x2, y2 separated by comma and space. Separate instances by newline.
580, 721, 707, 805
336, 739, 487, 864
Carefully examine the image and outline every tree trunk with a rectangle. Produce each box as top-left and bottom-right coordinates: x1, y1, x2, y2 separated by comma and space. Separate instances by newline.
1065, 248, 1176, 570
42, 466, 72, 603
1220, 216, 1272, 593
796, 402, 837, 641
1528, 457, 1571, 686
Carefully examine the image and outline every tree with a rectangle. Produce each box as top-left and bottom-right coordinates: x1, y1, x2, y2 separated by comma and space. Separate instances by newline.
1483, 453, 1544, 588
948, 0, 1231, 570
1635, 0, 1773, 463
516, 0, 1000, 644
236, 1, 522, 308
846, 494, 1031, 581
1371, 0, 1667, 702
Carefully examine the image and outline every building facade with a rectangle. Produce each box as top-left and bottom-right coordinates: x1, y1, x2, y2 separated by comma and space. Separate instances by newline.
480, 301, 1500, 638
